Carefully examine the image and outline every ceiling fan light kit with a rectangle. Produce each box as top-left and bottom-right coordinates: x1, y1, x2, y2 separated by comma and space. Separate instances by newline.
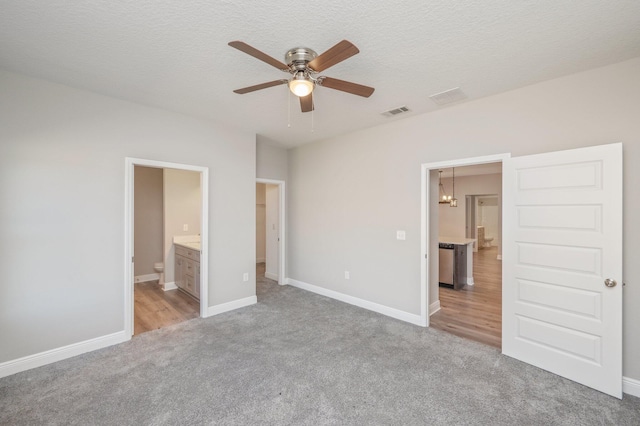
229, 40, 374, 113
289, 72, 314, 97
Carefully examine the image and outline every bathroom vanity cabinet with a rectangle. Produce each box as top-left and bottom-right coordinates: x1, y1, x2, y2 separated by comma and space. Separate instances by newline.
175, 244, 200, 300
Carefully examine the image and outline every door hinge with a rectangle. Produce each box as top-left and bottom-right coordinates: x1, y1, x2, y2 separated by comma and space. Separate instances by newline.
425, 254, 428, 259
132, 256, 135, 263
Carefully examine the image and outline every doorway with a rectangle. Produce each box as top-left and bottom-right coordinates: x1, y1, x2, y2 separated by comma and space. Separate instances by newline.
430, 165, 503, 347
255, 178, 286, 290
124, 158, 209, 337
419, 153, 509, 329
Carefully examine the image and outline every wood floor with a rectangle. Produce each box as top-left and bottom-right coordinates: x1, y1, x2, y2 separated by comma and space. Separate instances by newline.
134, 281, 199, 335
429, 246, 502, 348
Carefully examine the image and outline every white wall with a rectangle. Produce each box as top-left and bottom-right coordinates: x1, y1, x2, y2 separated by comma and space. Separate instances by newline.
256, 183, 266, 263
134, 166, 163, 277
163, 168, 201, 283
286, 57, 640, 380
0, 70, 256, 364
265, 184, 279, 279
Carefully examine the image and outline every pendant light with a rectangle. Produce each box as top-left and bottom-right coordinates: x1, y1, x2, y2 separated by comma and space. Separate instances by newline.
438, 170, 451, 204
450, 167, 458, 207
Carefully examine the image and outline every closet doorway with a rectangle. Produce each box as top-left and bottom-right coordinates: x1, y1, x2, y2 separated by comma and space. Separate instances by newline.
255, 178, 286, 292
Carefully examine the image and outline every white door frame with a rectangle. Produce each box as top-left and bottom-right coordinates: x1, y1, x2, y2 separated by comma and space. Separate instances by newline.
124, 157, 210, 336
420, 153, 510, 327
256, 178, 286, 285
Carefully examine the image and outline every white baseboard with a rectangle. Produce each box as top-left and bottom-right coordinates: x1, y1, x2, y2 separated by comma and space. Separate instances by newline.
287, 278, 423, 326
256, 258, 265, 264
134, 273, 159, 283
264, 271, 279, 281
163, 281, 177, 291
0, 331, 129, 379
206, 296, 257, 317
464, 277, 475, 286
623, 376, 640, 398
429, 300, 441, 316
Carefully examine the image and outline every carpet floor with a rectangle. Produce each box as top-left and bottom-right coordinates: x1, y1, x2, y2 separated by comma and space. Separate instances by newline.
1, 275, 639, 425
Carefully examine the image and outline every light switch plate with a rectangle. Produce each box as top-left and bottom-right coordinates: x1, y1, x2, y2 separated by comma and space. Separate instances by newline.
243, 272, 249, 282
183, 224, 188, 231
397, 230, 406, 240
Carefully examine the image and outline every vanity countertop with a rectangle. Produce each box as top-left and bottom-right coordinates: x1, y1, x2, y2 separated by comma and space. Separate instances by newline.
173, 235, 201, 251
174, 241, 200, 251
439, 236, 476, 245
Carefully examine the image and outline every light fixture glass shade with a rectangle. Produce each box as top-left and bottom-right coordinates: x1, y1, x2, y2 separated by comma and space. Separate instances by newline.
289, 73, 314, 97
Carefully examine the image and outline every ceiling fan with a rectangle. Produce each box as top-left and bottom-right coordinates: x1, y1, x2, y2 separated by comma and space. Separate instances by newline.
228, 40, 375, 113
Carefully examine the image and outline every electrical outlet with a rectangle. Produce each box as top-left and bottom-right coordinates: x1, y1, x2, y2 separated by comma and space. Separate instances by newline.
243, 272, 249, 282
344, 271, 350, 280
396, 230, 406, 240
183, 224, 188, 231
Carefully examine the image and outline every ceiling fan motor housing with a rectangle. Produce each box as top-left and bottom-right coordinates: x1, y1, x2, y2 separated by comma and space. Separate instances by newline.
285, 47, 318, 71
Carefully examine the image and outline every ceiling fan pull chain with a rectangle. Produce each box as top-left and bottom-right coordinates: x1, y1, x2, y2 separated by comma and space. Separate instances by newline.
287, 85, 291, 128
311, 96, 314, 133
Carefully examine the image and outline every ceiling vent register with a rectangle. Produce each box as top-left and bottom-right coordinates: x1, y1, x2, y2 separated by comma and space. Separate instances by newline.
382, 106, 410, 117
429, 87, 468, 106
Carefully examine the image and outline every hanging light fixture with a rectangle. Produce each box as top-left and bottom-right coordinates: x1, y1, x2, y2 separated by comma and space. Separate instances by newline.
438, 170, 451, 204
450, 167, 458, 207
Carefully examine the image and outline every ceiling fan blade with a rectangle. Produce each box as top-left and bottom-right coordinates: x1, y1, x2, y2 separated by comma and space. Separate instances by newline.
228, 41, 289, 71
233, 79, 288, 94
319, 77, 375, 98
300, 93, 314, 112
308, 40, 359, 72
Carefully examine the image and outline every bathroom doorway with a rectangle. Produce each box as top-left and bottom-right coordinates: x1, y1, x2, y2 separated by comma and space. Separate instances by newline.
125, 158, 209, 337
465, 194, 500, 254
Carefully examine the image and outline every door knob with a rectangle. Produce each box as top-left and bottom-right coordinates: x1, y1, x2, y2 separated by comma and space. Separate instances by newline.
604, 278, 617, 288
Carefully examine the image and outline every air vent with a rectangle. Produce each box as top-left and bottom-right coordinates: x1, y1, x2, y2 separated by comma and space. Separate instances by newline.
429, 87, 468, 106
381, 106, 410, 117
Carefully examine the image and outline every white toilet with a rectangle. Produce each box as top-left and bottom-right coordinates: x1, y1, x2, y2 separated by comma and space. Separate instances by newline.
154, 262, 164, 285
484, 236, 494, 248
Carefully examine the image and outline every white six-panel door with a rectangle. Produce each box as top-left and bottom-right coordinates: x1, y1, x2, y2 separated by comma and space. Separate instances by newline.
502, 143, 623, 398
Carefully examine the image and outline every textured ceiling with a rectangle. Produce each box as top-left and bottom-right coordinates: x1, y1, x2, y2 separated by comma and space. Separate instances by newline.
1, 1, 639, 148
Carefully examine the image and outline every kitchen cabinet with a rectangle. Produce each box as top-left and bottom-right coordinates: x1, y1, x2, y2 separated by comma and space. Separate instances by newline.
174, 244, 200, 300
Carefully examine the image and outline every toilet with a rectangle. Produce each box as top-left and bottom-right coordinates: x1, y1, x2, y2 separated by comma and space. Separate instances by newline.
154, 262, 164, 285
484, 236, 494, 248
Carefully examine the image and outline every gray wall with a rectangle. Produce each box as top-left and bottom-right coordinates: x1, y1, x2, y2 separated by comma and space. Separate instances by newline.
286, 58, 640, 380
134, 166, 163, 277
0, 70, 256, 363
256, 137, 288, 181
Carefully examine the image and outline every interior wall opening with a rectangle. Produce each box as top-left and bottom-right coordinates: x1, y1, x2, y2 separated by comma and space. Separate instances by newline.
126, 159, 209, 337
428, 162, 503, 348
255, 179, 285, 297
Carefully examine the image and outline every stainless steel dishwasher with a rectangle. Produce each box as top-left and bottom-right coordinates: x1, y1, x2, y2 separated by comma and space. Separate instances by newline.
438, 243, 455, 287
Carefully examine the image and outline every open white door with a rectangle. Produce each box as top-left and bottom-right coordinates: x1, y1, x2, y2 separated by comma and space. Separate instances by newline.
502, 143, 622, 398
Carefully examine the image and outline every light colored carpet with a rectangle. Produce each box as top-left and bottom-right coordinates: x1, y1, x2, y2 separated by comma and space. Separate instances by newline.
1, 274, 639, 425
